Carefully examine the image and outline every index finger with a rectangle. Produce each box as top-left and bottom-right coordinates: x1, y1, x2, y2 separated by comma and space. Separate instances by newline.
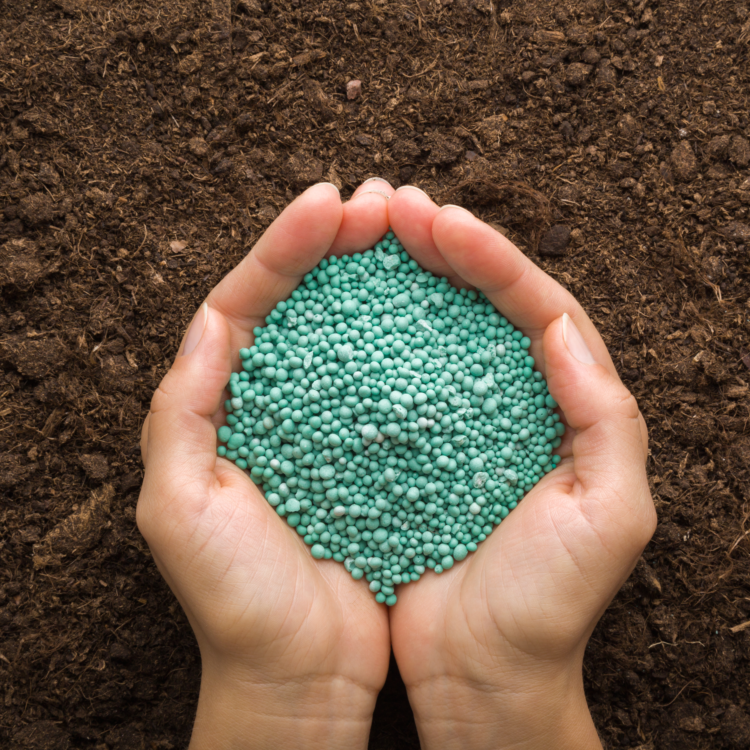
431, 206, 618, 377
200, 184, 390, 365
206, 183, 343, 333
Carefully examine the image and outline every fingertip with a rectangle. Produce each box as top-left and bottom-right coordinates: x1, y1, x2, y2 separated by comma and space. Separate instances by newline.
299, 181, 344, 219
389, 187, 438, 238
180, 302, 208, 358
395, 184, 430, 198
295, 182, 343, 226
561, 313, 597, 366
191, 304, 232, 368
437, 203, 473, 215
388, 186, 455, 278
543, 315, 641, 442
329, 191, 390, 255
542, 316, 607, 415
309, 181, 341, 199
299, 182, 344, 232
351, 177, 395, 200
248, 183, 344, 278
543, 314, 611, 379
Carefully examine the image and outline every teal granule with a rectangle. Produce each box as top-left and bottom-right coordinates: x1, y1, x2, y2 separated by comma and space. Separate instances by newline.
217, 230, 564, 605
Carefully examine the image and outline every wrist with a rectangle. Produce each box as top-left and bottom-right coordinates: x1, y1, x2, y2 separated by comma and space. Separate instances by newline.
189, 661, 377, 750
405, 663, 602, 750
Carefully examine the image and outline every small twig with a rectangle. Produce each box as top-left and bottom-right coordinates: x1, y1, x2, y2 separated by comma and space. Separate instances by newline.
730, 620, 750, 634
403, 58, 438, 79
729, 529, 750, 555
137, 224, 149, 253
489, 0, 500, 40
656, 679, 695, 708
267, 80, 293, 105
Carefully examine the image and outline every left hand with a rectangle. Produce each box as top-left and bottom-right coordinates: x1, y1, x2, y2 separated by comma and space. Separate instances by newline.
384, 187, 655, 750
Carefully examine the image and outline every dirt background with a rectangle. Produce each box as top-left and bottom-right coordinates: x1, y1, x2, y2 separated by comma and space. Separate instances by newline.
2, 0, 750, 747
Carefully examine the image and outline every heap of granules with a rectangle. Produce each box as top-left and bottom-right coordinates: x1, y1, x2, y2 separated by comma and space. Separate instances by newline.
217, 231, 563, 605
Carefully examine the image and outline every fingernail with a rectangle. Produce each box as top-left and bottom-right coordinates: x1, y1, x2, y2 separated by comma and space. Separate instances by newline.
313, 182, 341, 195
562, 313, 597, 365
439, 203, 472, 214
395, 185, 429, 197
363, 177, 392, 187
182, 303, 208, 357
354, 190, 390, 200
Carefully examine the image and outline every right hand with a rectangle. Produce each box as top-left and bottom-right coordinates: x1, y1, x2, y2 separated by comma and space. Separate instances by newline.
137, 181, 394, 750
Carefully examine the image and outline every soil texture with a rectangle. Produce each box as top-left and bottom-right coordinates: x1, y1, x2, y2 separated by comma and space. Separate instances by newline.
2, 0, 750, 748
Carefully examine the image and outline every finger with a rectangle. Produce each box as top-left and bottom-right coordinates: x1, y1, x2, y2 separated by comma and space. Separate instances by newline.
431, 206, 617, 376
205, 183, 343, 332
387, 186, 468, 288
141, 304, 232, 507
350, 176, 394, 199
328, 191, 391, 257
544, 314, 655, 553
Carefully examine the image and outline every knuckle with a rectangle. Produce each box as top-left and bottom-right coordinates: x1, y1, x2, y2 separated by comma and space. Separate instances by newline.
612, 384, 641, 422
149, 376, 176, 415
149, 386, 168, 415
611, 384, 651, 462
633, 489, 658, 549
135, 496, 153, 542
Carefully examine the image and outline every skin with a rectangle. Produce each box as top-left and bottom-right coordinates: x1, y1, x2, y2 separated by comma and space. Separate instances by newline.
138, 179, 656, 750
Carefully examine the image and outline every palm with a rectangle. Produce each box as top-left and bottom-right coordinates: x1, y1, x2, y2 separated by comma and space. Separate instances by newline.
390, 466, 591, 686
155, 466, 389, 688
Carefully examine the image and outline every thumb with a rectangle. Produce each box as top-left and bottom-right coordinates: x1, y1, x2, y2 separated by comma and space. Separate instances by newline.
543, 314, 655, 557
141, 303, 232, 507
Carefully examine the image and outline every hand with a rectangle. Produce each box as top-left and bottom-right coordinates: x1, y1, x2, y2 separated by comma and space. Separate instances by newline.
137, 181, 394, 750
382, 186, 656, 750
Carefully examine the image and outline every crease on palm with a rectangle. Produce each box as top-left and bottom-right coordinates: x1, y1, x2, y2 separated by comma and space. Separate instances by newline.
197, 488, 377, 658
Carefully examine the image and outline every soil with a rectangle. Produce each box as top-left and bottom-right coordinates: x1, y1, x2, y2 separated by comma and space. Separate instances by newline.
1, 0, 750, 748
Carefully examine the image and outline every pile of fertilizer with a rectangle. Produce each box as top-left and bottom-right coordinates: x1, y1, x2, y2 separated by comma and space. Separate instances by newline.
217, 231, 563, 605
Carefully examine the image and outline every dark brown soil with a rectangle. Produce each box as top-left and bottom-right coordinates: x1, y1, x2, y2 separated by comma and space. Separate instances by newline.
2, 0, 750, 748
